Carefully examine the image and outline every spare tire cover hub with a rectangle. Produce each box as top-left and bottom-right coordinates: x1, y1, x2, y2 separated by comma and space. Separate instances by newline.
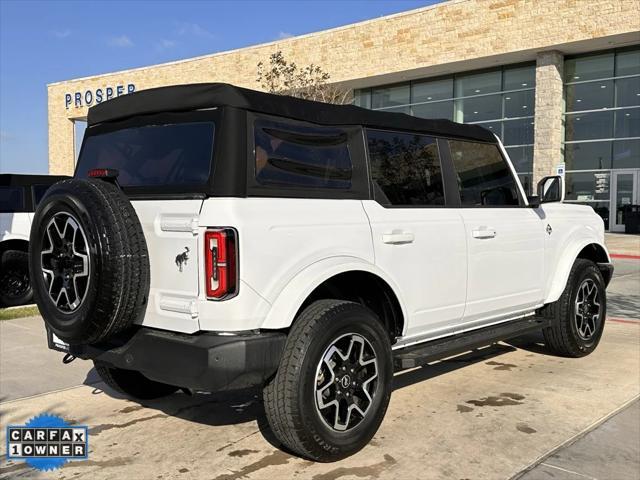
41, 212, 91, 313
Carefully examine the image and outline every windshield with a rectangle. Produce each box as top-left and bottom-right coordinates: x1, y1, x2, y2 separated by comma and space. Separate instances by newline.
76, 122, 215, 188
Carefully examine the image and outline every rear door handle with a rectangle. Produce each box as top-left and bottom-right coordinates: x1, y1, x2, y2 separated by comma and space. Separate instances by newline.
472, 227, 497, 239
382, 231, 415, 244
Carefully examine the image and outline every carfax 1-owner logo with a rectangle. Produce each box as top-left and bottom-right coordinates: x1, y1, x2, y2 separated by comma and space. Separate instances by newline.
6, 413, 88, 472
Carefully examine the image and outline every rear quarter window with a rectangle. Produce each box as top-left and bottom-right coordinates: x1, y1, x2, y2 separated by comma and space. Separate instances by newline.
254, 118, 352, 189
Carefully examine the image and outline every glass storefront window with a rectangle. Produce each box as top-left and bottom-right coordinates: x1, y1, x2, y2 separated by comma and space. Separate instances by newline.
613, 139, 640, 169
503, 65, 536, 91
565, 111, 614, 141
371, 84, 409, 109
382, 105, 411, 115
454, 70, 501, 97
354, 89, 371, 109
354, 63, 535, 179
503, 90, 534, 118
564, 48, 640, 231
615, 77, 640, 107
503, 118, 534, 146
565, 171, 611, 201
565, 141, 612, 170
505, 145, 533, 175
614, 108, 640, 138
615, 49, 640, 77
565, 52, 614, 82
455, 94, 502, 122
412, 78, 453, 103
412, 101, 453, 121
565, 80, 614, 111
477, 121, 502, 139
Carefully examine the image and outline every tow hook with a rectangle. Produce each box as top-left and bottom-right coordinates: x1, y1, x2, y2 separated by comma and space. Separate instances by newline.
62, 353, 76, 364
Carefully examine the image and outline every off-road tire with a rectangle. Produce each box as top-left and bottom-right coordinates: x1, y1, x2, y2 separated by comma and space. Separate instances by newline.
541, 259, 606, 357
29, 179, 149, 345
94, 361, 178, 400
0, 250, 33, 307
263, 300, 393, 462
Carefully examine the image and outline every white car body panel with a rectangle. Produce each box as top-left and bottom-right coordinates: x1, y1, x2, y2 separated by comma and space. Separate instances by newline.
0, 212, 32, 243
539, 202, 609, 303
456, 207, 545, 329
259, 255, 407, 331
361, 200, 467, 341
126, 137, 609, 347
130, 200, 203, 333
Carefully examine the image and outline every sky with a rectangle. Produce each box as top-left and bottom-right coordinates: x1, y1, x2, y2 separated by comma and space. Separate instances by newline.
0, 0, 441, 175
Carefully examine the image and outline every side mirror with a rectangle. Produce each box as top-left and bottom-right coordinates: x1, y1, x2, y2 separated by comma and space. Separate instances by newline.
537, 175, 564, 204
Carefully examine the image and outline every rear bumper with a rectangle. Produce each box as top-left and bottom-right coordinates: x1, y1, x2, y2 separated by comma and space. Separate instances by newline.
68, 328, 286, 392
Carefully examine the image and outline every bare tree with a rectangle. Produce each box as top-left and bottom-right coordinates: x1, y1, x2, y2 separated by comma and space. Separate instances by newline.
257, 51, 352, 104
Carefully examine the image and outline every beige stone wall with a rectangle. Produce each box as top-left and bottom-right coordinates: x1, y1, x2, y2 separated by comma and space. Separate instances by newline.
48, 0, 640, 175
533, 50, 565, 186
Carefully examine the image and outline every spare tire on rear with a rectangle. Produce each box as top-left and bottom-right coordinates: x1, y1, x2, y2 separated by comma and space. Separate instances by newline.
29, 178, 149, 345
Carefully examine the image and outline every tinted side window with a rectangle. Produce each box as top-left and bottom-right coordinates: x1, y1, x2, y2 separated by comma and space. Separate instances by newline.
449, 140, 520, 206
0, 187, 25, 212
254, 119, 352, 189
367, 130, 444, 206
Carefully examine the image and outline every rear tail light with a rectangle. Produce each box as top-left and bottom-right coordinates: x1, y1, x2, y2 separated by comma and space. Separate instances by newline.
204, 228, 238, 300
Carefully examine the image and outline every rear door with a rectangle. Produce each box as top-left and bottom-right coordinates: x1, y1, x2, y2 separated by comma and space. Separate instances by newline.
446, 139, 545, 329
362, 130, 467, 344
76, 115, 217, 332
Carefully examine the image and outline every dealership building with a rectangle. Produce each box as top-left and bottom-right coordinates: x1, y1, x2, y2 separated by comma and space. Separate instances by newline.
48, 0, 639, 231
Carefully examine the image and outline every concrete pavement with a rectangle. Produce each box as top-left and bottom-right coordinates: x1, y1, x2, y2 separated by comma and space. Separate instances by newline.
605, 233, 640, 258
0, 256, 638, 479
607, 258, 640, 321
519, 400, 640, 480
1, 321, 638, 479
0, 316, 99, 402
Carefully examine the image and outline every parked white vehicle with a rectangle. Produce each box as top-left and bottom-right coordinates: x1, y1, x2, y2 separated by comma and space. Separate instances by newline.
0, 174, 68, 306
32, 84, 613, 461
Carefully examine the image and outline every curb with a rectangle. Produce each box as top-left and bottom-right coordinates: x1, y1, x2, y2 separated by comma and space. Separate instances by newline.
610, 253, 640, 260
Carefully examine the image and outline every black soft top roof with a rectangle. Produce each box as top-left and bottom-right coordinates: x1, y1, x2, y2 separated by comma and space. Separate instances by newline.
0, 174, 70, 187
87, 83, 496, 143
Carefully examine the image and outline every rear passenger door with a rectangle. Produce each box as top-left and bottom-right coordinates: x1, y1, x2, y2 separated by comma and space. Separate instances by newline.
446, 139, 545, 329
362, 130, 468, 343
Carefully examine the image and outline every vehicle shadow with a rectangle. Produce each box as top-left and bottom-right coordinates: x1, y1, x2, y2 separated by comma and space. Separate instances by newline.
392, 342, 518, 390
82, 339, 531, 452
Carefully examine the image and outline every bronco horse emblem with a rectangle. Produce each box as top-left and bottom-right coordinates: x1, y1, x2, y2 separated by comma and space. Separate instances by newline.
175, 247, 190, 272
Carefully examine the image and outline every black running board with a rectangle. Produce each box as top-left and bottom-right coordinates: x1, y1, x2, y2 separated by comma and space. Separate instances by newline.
393, 316, 549, 370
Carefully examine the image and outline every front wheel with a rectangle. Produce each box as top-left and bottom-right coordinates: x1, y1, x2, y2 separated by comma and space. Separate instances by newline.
263, 300, 393, 462
542, 259, 607, 357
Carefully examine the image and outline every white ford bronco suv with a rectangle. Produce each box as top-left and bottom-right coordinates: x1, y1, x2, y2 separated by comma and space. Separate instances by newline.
31, 83, 613, 462
0, 174, 68, 306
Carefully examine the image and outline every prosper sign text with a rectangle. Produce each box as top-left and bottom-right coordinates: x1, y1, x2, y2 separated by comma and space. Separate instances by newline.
65, 84, 135, 109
